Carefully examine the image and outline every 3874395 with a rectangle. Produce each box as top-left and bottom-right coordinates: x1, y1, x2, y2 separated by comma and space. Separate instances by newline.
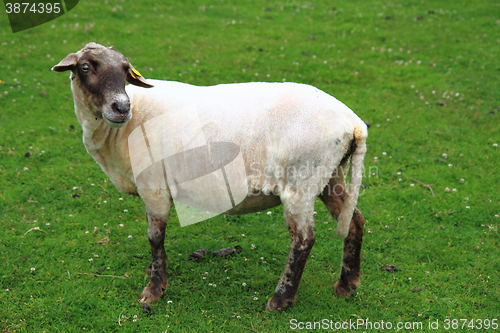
5, 2, 62, 14
443, 318, 498, 330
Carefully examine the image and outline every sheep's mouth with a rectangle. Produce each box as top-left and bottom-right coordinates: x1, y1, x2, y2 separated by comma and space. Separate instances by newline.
103, 114, 130, 128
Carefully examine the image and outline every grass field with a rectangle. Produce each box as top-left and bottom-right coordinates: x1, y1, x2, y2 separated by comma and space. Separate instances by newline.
1, 0, 499, 332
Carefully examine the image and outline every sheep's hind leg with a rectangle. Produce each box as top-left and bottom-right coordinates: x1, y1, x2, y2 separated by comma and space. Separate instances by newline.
319, 179, 364, 298
139, 213, 168, 304
267, 198, 316, 312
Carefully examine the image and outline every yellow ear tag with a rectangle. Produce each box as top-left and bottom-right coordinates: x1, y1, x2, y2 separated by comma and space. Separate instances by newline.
131, 68, 142, 77
130, 71, 136, 79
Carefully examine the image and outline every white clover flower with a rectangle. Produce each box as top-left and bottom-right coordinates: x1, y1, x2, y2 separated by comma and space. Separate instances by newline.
242, 282, 247, 287
267, 211, 272, 215
445, 187, 450, 192
128, 235, 133, 239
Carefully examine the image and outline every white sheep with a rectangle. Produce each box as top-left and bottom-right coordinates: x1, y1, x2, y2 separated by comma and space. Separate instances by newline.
53, 42, 368, 312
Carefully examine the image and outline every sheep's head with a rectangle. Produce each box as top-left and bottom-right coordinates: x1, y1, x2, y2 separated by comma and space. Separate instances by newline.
52, 42, 153, 128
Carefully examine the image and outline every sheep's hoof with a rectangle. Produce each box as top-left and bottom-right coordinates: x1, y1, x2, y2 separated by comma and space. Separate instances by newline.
334, 278, 358, 298
139, 279, 168, 304
266, 296, 294, 312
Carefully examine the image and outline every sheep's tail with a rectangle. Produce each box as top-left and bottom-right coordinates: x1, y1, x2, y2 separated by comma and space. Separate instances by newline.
335, 123, 368, 239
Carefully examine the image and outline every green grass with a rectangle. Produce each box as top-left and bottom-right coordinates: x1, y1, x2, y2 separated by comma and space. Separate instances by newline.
1, 0, 499, 331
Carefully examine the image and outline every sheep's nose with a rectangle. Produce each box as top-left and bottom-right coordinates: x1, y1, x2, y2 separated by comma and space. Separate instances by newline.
111, 100, 130, 114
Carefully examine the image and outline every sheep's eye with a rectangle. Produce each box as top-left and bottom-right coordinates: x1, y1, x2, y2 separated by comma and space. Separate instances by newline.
81, 64, 90, 72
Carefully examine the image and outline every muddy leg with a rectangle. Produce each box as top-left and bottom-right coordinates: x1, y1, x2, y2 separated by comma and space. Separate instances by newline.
267, 204, 316, 312
139, 213, 168, 304
319, 180, 365, 297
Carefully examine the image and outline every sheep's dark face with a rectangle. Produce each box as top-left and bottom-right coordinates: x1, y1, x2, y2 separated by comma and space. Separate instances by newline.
52, 42, 153, 128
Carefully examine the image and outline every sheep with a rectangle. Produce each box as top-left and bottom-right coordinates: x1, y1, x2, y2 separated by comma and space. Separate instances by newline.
52, 42, 368, 312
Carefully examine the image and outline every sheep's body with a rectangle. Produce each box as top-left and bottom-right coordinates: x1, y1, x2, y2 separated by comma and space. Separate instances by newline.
83, 80, 366, 232
54, 43, 368, 312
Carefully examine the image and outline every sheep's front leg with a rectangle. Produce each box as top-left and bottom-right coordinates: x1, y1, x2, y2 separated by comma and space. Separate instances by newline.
267, 205, 316, 312
139, 212, 168, 304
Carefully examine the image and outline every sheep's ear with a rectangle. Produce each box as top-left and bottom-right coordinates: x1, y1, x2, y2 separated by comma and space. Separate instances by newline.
126, 64, 154, 88
52, 53, 78, 72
